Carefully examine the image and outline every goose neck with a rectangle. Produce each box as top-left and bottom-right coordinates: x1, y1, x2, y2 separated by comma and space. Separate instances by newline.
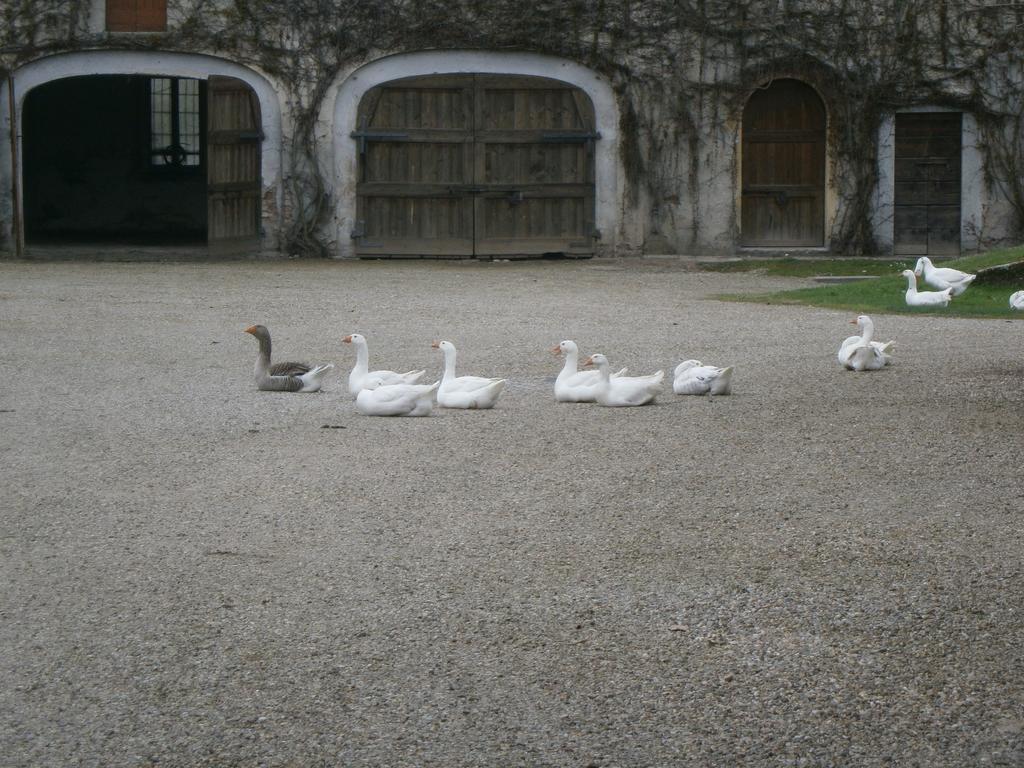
860, 319, 874, 345
558, 348, 579, 378
254, 335, 272, 375
352, 339, 369, 373
442, 346, 458, 381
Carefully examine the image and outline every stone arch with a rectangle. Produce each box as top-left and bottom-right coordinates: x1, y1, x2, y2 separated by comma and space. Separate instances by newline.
329, 51, 621, 258
1, 51, 283, 251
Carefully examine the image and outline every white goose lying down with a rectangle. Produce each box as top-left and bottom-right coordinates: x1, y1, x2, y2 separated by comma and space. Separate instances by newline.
343, 333, 425, 396
1010, 290, 1024, 310
902, 270, 953, 307
582, 353, 663, 407
432, 340, 506, 409
552, 339, 628, 402
245, 325, 334, 393
355, 375, 439, 416
838, 315, 894, 372
915, 256, 976, 296
673, 360, 734, 395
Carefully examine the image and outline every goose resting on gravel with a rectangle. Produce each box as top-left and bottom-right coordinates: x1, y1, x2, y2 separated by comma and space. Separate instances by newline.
432, 340, 506, 409
552, 339, 627, 402
902, 270, 953, 307
343, 333, 425, 397
837, 315, 893, 372
581, 353, 663, 407
244, 325, 334, 393
673, 360, 734, 395
914, 256, 976, 296
355, 375, 439, 416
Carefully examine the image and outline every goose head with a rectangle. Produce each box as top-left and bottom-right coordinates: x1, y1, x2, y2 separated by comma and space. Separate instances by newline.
581, 353, 608, 369
552, 340, 578, 356
913, 257, 931, 276
901, 269, 917, 285
431, 340, 455, 353
342, 333, 365, 345
245, 324, 270, 342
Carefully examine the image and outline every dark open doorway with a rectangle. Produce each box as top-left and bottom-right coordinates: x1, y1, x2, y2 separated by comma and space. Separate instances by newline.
22, 74, 208, 245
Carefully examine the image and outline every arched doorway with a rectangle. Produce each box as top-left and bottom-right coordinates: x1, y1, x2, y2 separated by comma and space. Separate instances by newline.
352, 73, 598, 258
22, 73, 261, 248
741, 79, 826, 247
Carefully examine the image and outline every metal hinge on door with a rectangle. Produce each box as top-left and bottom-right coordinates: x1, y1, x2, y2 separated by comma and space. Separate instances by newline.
350, 130, 410, 153
540, 131, 602, 143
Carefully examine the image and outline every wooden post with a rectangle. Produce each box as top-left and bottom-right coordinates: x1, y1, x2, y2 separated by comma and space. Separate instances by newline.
7, 73, 23, 258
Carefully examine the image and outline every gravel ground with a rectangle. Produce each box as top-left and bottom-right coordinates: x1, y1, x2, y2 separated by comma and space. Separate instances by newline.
1, 257, 1022, 767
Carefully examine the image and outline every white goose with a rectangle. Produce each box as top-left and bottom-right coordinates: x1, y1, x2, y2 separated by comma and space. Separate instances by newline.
343, 333, 425, 396
355, 375, 439, 417
914, 256, 976, 296
581, 353, 663, 407
902, 270, 953, 307
673, 360, 734, 395
245, 325, 334, 393
837, 315, 893, 372
432, 340, 506, 409
552, 339, 628, 402
1010, 290, 1024, 310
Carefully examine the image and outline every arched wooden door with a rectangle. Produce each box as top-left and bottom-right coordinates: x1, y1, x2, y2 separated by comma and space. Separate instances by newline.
741, 79, 825, 247
352, 74, 597, 258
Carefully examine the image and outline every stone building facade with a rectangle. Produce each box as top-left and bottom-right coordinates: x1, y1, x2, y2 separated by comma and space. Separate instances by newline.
2, 0, 1022, 258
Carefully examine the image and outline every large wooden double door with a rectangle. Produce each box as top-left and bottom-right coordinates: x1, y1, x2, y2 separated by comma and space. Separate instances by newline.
353, 74, 597, 258
741, 79, 826, 247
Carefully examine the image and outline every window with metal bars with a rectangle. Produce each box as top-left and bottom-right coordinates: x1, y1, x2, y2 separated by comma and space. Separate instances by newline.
148, 77, 204, 170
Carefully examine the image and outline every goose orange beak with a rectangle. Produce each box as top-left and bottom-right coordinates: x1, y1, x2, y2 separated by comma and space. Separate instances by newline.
342, 335, 353, 343
581, 356, 594, 367
850, 319, 859, 325
431, 341, 440, 349
244, 325, 258, 335
551, 344, 562, 355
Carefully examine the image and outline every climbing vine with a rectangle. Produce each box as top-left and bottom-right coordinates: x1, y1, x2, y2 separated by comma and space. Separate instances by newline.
3, 0, 1023, 254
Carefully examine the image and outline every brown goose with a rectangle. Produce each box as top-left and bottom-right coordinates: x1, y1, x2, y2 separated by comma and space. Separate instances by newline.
244, 325, 334, 392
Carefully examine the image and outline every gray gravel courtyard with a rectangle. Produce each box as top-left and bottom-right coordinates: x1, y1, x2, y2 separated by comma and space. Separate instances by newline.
1, 256, 1022, 767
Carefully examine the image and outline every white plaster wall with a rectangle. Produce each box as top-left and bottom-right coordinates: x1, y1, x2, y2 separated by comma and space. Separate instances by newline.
873, 108, 984, 255
0, 50, 285, 251
324, 51, 625, 259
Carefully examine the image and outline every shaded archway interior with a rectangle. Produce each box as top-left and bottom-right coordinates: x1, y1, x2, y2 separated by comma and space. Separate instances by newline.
23, 75, 207, 244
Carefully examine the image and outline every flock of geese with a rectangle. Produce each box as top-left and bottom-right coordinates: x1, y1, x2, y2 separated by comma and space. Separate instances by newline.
244, 325, 733, 415
243, 256, 1022, 414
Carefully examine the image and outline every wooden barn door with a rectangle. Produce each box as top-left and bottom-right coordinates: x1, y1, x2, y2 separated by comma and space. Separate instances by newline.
207, 76, 262, 251
741, 79, 826, 247
474, 76, 596, 257
353, 75, 476, 256
893, 113, 962, 256
353, 74, 596, 257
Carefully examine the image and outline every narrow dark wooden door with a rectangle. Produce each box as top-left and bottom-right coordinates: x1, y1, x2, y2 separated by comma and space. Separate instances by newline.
207, 76, 262, 249
894, 113, 961, 256
741, 79, 826, 247
353, 74, 596, 257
